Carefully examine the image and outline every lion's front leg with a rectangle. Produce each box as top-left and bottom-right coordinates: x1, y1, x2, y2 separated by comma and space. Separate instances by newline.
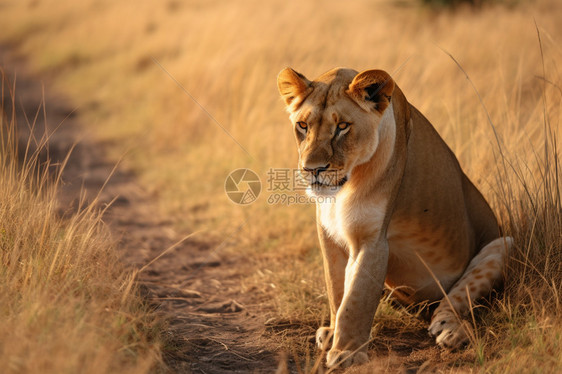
316, 224, 348, 351
326, 240, 388, 368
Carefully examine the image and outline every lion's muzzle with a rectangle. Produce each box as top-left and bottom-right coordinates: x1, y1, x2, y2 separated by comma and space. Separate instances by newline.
299, 167, 348, 197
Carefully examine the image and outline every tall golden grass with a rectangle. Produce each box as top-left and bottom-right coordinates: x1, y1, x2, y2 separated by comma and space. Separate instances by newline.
0, 73, 162, 373
1, 0, 561, 370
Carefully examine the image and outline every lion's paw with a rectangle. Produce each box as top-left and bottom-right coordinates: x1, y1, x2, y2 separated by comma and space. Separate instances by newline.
315, 327, 334, 350
428, 310, 469, 349
326, 348, 369, 368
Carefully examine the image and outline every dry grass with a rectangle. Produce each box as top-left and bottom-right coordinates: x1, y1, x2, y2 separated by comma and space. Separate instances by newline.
1, 0, 562, 371
0, 74, 163, 373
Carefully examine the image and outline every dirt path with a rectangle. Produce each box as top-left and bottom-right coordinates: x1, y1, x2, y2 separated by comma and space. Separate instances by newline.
1, 52, 279, 374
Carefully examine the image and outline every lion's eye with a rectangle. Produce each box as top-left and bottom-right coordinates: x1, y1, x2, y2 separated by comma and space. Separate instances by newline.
297, 122, 308, 131
337, 122, 350, 131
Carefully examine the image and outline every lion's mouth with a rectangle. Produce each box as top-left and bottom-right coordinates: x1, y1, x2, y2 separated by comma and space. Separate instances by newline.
310, 175, 348, 188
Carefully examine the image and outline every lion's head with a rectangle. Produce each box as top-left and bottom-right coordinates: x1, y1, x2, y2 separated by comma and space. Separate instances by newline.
277, 67, 395, 197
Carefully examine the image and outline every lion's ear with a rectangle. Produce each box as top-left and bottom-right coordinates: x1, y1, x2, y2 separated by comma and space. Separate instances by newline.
346, 69, 395, 113
277, 68, 312, 109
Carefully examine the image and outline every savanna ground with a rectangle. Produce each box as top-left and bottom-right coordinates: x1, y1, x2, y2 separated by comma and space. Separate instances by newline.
1, 0, 561, 372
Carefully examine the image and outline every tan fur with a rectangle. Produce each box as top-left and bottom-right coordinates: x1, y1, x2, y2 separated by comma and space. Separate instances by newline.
277, 67, 513, 368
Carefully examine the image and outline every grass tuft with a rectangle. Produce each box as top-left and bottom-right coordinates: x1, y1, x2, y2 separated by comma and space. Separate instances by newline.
0, 70, 163, 374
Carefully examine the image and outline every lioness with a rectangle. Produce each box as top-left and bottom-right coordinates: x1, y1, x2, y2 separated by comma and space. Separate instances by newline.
277, 67, 512, 368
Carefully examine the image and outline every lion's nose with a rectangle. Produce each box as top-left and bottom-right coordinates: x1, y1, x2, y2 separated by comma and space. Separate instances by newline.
303, 164, 330, 177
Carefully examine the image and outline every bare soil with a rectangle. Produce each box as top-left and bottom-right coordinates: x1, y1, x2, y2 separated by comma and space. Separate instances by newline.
1, 51, 476, 374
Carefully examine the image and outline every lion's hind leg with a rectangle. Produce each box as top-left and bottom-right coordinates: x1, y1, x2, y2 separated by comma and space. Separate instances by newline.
428, 237, 513, 348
